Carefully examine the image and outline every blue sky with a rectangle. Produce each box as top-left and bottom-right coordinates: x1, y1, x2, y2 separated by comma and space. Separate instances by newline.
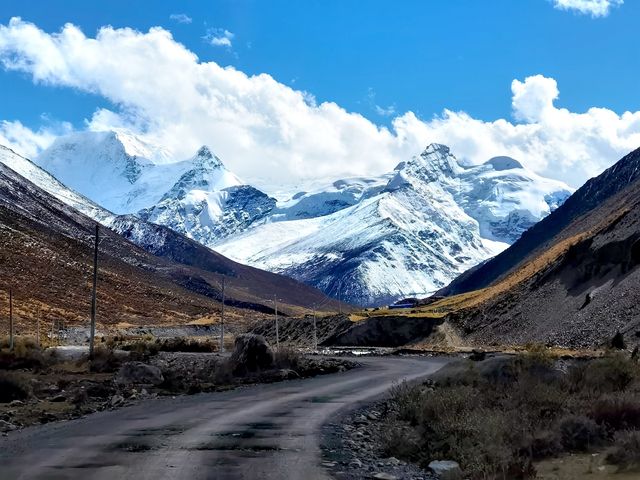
1, 0, 638, 128
0, 0, 638, 187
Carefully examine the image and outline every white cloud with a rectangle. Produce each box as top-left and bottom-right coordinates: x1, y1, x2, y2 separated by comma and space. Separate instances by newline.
204, 28, 234, 48
0, 18, 639, 188
0, 120, 66, 158
551, 0, 623, 17
169, 13, 192, 24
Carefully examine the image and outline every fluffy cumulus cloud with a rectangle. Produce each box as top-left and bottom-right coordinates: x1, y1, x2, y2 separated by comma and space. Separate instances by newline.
0, 18, 639, 188
551, 0, 623, 17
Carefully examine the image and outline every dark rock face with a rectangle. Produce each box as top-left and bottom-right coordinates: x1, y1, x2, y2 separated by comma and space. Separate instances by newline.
230, 334, 274, 374
442, 146, 640, 296
116, 362, 164, 386
326, 316, 442, 347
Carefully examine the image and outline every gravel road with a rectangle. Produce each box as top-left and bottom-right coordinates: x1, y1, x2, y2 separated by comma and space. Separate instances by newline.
0, 356, 449, 480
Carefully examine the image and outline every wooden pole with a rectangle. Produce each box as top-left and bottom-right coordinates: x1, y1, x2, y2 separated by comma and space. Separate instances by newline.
313, 306, 317, 352
274, 294, 279, 351
36, 309, 40, 349
9, 288, 13, 352
219, 276, 225, 353
89, 223, 99, 360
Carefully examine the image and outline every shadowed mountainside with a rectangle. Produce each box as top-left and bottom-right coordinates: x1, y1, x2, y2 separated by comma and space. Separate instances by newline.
0, 162, 344, 333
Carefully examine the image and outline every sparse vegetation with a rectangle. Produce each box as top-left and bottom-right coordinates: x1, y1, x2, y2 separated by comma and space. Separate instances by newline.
382, 350, 640, 479
0, 371, 32, 402
606, 430, 640, 471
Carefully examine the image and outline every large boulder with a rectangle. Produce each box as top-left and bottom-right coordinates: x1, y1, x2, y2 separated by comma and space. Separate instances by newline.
428, 460, 463, 480
115, 362, 164, 386
231, 334, 274, 374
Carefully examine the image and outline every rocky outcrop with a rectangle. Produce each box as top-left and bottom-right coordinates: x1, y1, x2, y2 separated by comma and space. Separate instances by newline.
230, 334, 274, 374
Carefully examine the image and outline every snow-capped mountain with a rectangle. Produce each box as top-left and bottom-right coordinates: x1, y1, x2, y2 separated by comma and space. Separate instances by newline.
36, 132, 274, 244
214, 144, 572, 304
138, 146, 276, 243
0, 145, 113, 223
31, 132, 572, 305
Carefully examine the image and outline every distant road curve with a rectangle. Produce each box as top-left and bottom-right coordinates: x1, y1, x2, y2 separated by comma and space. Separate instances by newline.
0, 356, 449, 480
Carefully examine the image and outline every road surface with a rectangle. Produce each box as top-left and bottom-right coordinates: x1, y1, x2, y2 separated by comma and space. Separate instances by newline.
0, 356, 448, 480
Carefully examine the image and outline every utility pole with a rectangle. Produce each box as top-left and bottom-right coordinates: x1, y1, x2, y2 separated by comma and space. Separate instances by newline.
219, 276, 225, 353
89, 223, 99, 360
337, 281, 342, 315
9, 288, 13, 352
274, 294, 279, 351
36, 308, 40, 349
312, 305, 318, 352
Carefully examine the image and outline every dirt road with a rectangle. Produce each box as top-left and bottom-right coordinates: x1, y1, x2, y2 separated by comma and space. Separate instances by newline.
0, 356, 449, 479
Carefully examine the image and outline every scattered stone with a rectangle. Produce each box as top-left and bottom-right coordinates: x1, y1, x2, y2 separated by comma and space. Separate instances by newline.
109, 395, 125, 408
116, 362, 164, 386
428, 460, 462, 480
8, 400, 23, 407
0, 420, 17, 432
349, 458, 364, 468
372, 473, 398, 480
50, 394, 66, 403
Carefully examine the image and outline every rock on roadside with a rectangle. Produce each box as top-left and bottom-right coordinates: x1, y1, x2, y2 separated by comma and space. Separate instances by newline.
230, 334, 274, 374
428, 460, 462, 480
115, 362, 164, 386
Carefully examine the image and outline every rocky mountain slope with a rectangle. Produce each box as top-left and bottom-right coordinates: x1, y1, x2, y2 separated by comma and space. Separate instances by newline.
34, 132, 572, 305
433, 147, 640, 348
0, 146, 343, 327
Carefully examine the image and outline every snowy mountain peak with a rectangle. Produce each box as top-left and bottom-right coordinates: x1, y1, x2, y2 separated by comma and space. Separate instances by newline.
193, 145, 223, 168
484, 156, 524, 171
421, 142, 451, 158
387, 143, 462, 190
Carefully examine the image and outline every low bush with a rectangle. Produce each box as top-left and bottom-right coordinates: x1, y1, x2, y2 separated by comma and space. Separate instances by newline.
0, 336, 45, 370
557, 415, 604, 451
273, 347, 301, 370
569, 353, 637, 394
88, 345, 121, 373
606, 430, 640, 471
388, 381, 425, 425
0, 371, 31, 402
381, 419, 422, 460
380, 352, 640, 479
591, 393, 640, 431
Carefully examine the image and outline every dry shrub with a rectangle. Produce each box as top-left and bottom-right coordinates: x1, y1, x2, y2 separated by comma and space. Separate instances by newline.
591, 393, 640, 431
557, 415, 604, 451
0, 371, 31, 402
88, 345, 121, 373
381, 353, 638, 479
273, 347, 301, 370
381, 419, 422, 460
606, 430, 640, 471
569, 353, 638, 393
0, 336, 45, 370
388, 381, 425, 425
